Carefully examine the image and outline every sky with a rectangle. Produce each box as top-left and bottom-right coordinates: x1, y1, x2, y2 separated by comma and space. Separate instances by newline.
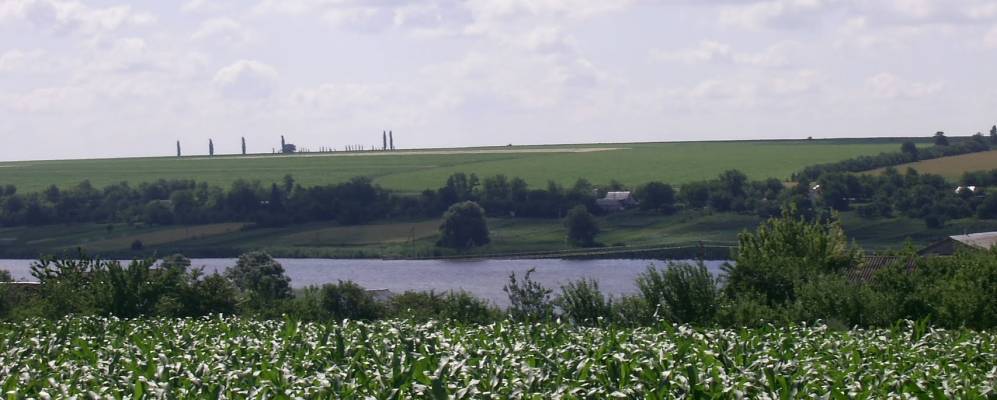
1, 0, 997, 161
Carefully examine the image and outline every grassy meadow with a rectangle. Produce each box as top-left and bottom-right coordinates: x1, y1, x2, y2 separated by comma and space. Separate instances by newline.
865, 149, 997, 179
6, 207, 997, 258
0, 139, 913, 193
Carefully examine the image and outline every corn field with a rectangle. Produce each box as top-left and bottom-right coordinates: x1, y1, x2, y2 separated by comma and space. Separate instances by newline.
1, 317, 994, 399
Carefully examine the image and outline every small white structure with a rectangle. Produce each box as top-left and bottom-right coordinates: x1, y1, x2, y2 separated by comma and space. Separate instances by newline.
954, 186, 978, 194
596, 191, 638, 212
920, 231, 997, 255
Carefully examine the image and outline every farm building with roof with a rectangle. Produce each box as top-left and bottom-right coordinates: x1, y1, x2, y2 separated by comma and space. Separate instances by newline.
596, 191, 638, 212
919, 231, 997, 255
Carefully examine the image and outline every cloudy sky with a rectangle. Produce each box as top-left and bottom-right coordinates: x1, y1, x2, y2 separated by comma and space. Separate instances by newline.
2, 0, 996, 161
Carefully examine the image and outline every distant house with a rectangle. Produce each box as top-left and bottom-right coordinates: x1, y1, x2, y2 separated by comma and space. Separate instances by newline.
596, 191, 638, 212
919, 231, 997, 255
846, 255, 918, 283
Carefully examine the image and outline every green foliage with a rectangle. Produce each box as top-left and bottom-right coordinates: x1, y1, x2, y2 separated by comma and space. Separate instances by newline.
635, 181, 676, 213
3, 317, 995, 398
556, 278, 611, 326
563, 205, 599, 247
437, 201, 490, 249
0, 269, 10, 282
503, 268, 554, 322
319, 281, 384, 321
725, 208, 861, 306
224, 251, 292, 308
385, 290, 499, 324
636, 262, 719, 325
933, 131, 949, 146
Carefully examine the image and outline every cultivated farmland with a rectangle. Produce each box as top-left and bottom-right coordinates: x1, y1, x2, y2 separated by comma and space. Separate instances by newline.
1, 317, 993, 398
0, 140, 912, 193
864, 149, 997, 179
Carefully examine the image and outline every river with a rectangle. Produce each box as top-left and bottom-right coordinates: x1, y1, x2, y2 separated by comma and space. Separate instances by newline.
0, 258, 729, 307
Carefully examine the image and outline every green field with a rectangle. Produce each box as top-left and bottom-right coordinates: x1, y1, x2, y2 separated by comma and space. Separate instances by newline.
0, 140, 913, 193
866, 149, 997, 179
2, 317, 993, 398
4, 208, 993, 259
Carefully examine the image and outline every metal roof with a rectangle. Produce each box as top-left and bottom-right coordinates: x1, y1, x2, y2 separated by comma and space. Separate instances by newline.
949, 231, 997, 250
603, 191, 632, 200
846, 256, 917, 283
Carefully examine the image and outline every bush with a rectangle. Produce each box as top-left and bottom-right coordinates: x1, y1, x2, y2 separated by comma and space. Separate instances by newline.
504, 268, 553, 322
636, 262, 719, 325
225, 251, 292, 309
386, 290, 499, 324
724, 208, 860, 306
437, 201, 490, 249
320, 281, 383, 321
635, 182, 677, 214
557, 278, 611, 326
564, 205, 599, 247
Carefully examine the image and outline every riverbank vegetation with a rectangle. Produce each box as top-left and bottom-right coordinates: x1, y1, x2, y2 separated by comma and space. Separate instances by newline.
3, 211, 996, 330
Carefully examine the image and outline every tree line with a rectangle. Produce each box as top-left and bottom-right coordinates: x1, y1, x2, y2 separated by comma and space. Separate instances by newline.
3, 211, 995, 329
794, 132, 993, 181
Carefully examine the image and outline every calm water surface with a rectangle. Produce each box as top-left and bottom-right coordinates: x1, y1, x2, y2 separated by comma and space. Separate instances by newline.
0, 258, 729, 307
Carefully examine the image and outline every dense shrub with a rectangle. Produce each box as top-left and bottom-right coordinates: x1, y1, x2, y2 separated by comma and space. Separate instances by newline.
385, 290, 499, 324
724, 209, 860, 306
437, 201, 490, 249
636, 262, 719, 325
504, 268, 554, 322
557, 278, 611, 326
564, 205, 600, 247
319, 281, 384, 321
225, 251, 292, 309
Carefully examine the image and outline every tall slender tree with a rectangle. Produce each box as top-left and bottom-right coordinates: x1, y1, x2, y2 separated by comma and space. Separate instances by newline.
209, 139, 214, 156
389, 130, 394, 150
241, 137, 247, 155
990, 125, 997, 144
383, 131, 387, 150
281, 135, 286, 153
176, 140, 181, 157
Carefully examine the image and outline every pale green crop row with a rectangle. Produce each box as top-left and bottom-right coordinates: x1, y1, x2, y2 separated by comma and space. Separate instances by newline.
1, 317, 994, 399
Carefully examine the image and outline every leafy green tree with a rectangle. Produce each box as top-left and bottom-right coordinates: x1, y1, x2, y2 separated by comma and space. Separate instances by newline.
437, 201, 490, 249
564, 205, 599, 247
320, 280, 383, 321
635, 181, 676, 214
991, 125, 997, 144
209, 139, 214, 156
933, 131, 949, 146
900, 142, 918, 160
557, 278, 611, 326
977, 193, 997, 219
225, 251, 292, 307
0, 269, 11, 282
636, 262, 719, 325
504, 268, 553, 322
724, 208, 861, 306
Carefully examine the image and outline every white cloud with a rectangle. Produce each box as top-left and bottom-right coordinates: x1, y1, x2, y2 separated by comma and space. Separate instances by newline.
0, 49, 46, 73
652, 41, 794, 67
985, 26, 997, 48
192, 18, 252, 46
866, 73, 943, 99
212, 60, 279, 99
0, 0, 155, 36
